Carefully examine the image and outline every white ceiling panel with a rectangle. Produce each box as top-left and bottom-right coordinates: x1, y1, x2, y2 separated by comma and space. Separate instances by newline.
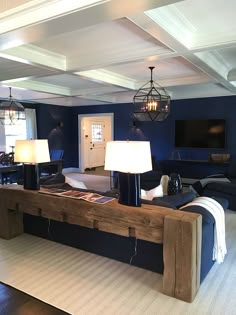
173, 0, 236, 37
36, 18, 171, 57
106, 57, 213, 86
32, 74, 118, 90
0, 56, 57, 81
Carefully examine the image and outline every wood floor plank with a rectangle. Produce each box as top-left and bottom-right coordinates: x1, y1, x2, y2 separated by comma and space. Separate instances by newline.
0, 283, 70, 315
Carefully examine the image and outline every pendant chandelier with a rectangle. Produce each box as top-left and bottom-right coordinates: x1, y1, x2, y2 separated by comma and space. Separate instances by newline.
133, 66, 171, 122
0, 87, 25, 125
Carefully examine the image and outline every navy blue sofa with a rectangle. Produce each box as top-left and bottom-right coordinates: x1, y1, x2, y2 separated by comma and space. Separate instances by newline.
202, 182, 236, 211
24, 176, 216, 283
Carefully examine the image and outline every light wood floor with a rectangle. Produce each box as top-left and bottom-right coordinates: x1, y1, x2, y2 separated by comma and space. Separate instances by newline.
0, 210, 235, 315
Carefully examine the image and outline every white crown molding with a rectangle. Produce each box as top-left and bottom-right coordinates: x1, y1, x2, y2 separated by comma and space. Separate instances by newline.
228, 69, 236, 82
70, 86, 126, 97
0, 0, 48, 18
190, 29, 236, 51
145, 5, 196, 49
75, 70, 137, 90
7, 79, 71, 96
195, 51, 230, 81
3, 44, 66, 71
0, 0, 105, 34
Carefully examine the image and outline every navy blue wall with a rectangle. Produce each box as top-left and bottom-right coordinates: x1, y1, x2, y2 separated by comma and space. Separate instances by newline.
70, 103, 134, 167
34, 103, 72, 167
133, 96, 236, 162
35, 95, 236, 168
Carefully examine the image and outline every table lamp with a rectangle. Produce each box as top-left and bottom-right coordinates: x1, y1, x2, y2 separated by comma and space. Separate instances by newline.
14, 139, 50, 190
105, 141, 152, 206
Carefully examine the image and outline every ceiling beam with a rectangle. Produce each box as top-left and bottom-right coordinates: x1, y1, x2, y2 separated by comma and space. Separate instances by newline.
227, 69, 236, 81
129, 12, 236, 93
0, 0, 184, 51
2, 45, 66, 71
7, 80, 71, 96
75, 70, 136, 90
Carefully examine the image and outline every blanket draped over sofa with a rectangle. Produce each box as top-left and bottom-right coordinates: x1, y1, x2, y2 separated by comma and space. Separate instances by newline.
181, 196, 227, 263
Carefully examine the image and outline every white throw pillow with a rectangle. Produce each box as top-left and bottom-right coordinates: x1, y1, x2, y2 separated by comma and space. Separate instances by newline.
65, 176, 87, 189
160, 175, 169, 195
141, 184, 163, 201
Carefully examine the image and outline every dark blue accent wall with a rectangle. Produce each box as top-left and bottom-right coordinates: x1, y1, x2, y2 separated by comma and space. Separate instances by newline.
70, 103, 134, 167
33, 103, 72, 167
34, 95, 236, 168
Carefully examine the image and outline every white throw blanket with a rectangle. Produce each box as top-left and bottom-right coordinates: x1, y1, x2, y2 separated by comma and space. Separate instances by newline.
181, 196, 227, 264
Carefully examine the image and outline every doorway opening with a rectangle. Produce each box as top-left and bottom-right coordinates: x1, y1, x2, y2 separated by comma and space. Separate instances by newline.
78, 113, 114, 173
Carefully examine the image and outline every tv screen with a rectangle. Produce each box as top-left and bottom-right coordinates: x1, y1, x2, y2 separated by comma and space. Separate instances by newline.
175, 119, 226, 149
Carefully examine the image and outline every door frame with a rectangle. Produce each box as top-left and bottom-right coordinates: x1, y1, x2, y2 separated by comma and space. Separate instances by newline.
78, 113, 114, 173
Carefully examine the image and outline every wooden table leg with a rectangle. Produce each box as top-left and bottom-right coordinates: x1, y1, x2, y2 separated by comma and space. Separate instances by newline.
162, 214, 202, 302
0, 198, 23, 239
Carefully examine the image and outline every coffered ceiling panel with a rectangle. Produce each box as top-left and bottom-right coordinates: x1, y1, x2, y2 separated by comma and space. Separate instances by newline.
0, 0, 235, 106
0, 56, 57, 81
32, 74, 125, 90
106, 57, 212, 83
36, 18, 172, 58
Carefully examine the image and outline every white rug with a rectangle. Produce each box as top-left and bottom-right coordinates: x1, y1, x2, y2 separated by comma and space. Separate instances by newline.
0, 210, 236, 315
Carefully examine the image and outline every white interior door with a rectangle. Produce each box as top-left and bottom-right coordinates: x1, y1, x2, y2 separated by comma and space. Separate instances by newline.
79, 114, 113, 172
88, 119, 105, 168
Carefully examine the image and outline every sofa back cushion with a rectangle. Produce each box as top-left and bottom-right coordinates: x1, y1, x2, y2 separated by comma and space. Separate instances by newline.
153, 191, 197, 209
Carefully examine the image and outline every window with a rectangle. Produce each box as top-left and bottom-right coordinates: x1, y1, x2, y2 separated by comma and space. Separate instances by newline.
0, 108, 37, 153
4, 120, 27, 153
91, 123, 103, 142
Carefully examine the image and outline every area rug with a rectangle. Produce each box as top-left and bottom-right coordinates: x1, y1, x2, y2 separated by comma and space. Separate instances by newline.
0, 210, 236, 315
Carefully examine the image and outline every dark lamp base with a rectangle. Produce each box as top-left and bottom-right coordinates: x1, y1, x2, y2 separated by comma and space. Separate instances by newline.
23, 164, 39, 190
118, 172, 141, 207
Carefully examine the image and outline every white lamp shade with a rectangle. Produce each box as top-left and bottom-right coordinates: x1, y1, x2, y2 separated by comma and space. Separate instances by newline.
105, 141, 152, 174
14, 139, 50, 163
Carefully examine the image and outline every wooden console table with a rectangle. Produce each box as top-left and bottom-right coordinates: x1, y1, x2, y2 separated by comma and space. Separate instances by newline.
0, 185, 202, 303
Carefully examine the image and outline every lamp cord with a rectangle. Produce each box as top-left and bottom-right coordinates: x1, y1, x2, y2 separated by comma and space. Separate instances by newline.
47, 218, 53, 240
129, 237, 138, 265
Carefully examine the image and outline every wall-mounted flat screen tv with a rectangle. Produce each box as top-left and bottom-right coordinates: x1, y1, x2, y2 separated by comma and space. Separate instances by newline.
175, 119, 226, 149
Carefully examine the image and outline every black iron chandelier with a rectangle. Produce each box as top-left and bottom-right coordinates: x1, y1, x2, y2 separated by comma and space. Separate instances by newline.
0, 87, 25, 125
133, 66, 171, 122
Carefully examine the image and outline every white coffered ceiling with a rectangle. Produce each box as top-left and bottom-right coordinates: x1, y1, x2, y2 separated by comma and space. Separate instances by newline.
0, 0, 236, 106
